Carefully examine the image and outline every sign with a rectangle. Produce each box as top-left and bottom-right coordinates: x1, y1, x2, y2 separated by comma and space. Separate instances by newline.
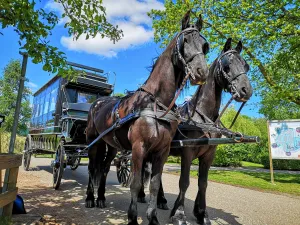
268, 120, 300, 160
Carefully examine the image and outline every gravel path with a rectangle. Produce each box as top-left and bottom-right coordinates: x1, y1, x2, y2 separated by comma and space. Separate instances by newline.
14, 157, 300, 225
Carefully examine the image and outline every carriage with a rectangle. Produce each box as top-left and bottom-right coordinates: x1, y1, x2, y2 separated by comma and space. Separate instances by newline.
22, 62, 129, 189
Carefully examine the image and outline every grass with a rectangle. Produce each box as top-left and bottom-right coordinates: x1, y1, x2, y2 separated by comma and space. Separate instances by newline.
187, 170, 300, 196
241, 161, 264, 168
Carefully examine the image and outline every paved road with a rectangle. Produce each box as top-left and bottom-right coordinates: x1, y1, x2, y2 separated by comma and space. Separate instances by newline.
17, 157, 300, 225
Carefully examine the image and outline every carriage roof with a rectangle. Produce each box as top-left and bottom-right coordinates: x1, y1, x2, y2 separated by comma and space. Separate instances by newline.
29, 62, 114, 134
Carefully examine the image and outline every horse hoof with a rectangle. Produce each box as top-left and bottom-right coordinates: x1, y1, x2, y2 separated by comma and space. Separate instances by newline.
196, 217, 211, 225
96, 199, 106, 208
171, 208, 187, 225
157, 202, 169, 210
149, 217, 160, 225
127, 221, 139, 225
171, 217, 187, 225
137, 196, 147, 203
85, 199, 95, 208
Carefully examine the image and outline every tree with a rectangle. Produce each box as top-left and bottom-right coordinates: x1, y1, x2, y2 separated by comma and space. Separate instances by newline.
0, 0, 123, 78
0, 60, 32, 135
148, 1, 300, 105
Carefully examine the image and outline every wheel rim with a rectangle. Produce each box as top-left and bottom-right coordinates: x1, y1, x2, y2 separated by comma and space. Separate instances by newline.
117, 159, 131, 186
53, 143, 64, 189
70, 157, 80, 170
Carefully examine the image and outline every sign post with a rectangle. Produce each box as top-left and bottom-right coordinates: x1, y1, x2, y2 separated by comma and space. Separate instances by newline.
267, 121, 275, 184
267, 119, 300, 183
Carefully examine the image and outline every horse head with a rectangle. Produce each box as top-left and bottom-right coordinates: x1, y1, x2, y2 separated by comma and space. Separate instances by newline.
215, 38, 253, 102
173, 10, 210, 85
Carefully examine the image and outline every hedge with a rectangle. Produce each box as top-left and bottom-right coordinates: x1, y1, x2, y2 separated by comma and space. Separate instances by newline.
261, 153, 300, 171
0, 132, 26, 153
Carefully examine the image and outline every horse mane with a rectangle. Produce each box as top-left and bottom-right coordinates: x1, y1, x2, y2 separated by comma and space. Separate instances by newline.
143, 38, 178, 87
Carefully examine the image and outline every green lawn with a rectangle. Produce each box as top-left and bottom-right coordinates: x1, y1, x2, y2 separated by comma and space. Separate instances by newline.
188, 170, 300, 196
241, 161, 264, 168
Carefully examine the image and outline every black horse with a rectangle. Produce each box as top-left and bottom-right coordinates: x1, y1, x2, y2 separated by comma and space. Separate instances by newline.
85, 11, 210, 225
139, 38, 253, 225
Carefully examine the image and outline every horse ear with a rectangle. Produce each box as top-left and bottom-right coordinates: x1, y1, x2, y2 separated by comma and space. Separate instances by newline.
235, 40, 243, 53
195, 14, 203, 31
182, 10, 191, 30
223, 38, 232, 52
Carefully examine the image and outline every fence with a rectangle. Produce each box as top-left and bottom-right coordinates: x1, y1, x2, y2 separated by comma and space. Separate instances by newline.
0, 153, 22, 217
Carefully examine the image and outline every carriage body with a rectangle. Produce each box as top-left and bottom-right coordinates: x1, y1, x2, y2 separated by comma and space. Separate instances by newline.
23, 62, 114, 188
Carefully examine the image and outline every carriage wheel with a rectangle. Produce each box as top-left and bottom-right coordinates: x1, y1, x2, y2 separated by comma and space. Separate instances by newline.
23, 137, 32, 171
70, 157, 81, 170
53, 142, 65, 190
116, 158, 131, 187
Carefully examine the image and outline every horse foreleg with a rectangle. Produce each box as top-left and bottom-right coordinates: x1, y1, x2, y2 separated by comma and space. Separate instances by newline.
193, 148, 215, 225
128, 143, 144, 225
85, 176, 95, 208
170, 149, 193, 224
146, 150, 168, 225
157, 179, 169, 210
96, 145, 117, 208
137, 161, 147, 203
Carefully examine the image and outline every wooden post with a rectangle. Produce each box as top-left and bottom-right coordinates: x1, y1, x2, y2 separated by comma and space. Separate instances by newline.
0, 154, 22, 217
267, 121, 275, 184
1, 52, 28, 217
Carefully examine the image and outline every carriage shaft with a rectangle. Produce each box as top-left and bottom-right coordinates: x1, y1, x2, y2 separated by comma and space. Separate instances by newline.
171, 136, 260, 148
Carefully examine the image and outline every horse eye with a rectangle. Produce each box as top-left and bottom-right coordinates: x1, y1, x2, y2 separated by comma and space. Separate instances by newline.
203, 42, 209, 55
223, 65, 230, 73
245, 63, 250, 72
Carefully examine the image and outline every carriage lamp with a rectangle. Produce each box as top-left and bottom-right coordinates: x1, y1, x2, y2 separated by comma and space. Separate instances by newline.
0, 115, 5, 127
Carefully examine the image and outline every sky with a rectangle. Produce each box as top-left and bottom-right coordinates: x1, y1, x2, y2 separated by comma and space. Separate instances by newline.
0, 0, 262, 118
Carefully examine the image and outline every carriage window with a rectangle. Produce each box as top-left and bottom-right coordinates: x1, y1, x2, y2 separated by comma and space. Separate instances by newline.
77, 92, 97, 103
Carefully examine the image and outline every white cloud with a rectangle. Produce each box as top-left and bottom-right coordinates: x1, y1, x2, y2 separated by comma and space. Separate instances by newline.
27, 82, 38, 89
45, 0, 164, 57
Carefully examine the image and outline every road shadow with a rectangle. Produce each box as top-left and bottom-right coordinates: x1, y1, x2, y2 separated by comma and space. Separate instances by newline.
17, 164, 242, 225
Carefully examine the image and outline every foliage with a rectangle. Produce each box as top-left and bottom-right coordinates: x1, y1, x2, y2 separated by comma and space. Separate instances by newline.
214, 107, 268, 165
0, 60, 31, 135
148, 1, 300, 105
261, 156, 300, 171
259, 89, 300, 120
113, 92, 126, 97
187, 170, 300, 196
0, 131, 26, 153
212, 145, 243, 167
0, 0, 123, 78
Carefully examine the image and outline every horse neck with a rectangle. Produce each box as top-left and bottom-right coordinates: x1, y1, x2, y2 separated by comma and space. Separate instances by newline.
191, 62, 222, 121
143, 40, 179, 106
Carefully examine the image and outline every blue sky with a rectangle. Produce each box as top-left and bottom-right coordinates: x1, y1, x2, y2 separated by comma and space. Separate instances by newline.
0, 0, 262, 118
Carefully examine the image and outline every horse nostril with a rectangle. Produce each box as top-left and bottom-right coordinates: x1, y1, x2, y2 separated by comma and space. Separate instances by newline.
197, 68, 202, 75
241, 87, 247, 96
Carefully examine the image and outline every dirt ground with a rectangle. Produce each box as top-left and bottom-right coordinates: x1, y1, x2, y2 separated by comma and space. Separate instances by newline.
7, 157, 300, 225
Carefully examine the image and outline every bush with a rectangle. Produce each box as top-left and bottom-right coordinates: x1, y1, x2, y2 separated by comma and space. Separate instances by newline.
212, 144, 243, 167
0, 131, 26, 153
261, 153, 300, 171
167, 156, 181, 164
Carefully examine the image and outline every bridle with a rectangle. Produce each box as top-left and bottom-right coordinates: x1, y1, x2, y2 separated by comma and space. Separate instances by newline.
180, 49, 250, 140
215, 49, 247, 99
172, 27, 208, 80
156, 27, 208, 118
214, 49, 249, 130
